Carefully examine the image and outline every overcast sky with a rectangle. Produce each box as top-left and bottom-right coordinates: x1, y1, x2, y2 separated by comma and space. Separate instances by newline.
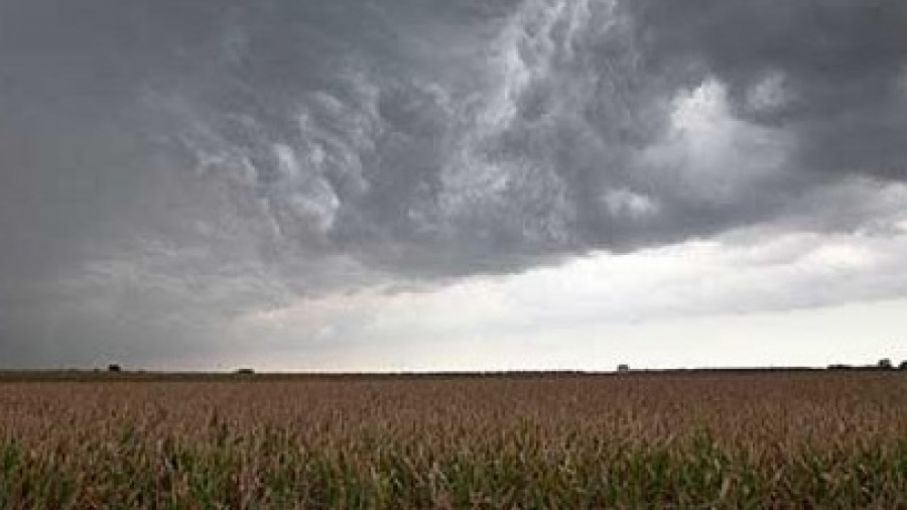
2, 0, 906, 370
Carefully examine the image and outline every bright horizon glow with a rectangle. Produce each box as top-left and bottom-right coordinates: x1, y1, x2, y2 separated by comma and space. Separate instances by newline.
166, 297, 907, 373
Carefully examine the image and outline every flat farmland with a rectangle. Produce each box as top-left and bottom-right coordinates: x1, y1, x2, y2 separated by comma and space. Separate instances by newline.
1, 371, 906, 508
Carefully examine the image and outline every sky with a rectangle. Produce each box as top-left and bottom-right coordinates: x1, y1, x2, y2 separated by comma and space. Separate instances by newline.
1, 0, 906, 370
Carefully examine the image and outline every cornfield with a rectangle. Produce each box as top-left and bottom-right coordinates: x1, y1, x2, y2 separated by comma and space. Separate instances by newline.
1, 371, 905, 508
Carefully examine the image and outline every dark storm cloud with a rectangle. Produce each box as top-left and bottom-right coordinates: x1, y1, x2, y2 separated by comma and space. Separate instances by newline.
1, 0, 905, 365
158, 0, 907, 276
621, 0, 907, 180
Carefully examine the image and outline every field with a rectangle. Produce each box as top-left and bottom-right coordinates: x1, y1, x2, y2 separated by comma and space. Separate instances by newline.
1, 371, 906, 508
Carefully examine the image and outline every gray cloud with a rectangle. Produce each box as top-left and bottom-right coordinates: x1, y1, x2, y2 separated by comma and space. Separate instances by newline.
1, 0, 905, 366
622, 0, 907, 179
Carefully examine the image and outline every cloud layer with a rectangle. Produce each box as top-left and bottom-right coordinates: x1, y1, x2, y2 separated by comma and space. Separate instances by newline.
1, 0, 905, 366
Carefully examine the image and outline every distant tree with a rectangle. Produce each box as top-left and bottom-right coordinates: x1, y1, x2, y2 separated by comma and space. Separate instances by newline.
899, 361, 907, 370
617, 364, 630, 373
107, 364, 122, 373
878, 358, 892, 370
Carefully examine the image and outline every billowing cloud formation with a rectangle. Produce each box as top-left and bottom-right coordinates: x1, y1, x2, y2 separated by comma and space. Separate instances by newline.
1, 0, 905, 366
218, 179, 907, 371
626, 0, 907, 180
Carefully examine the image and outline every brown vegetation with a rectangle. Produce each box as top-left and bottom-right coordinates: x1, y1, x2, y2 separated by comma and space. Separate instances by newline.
1, 371, 905, 508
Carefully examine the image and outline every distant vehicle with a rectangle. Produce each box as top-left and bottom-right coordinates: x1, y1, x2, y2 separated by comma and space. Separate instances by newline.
878, 358, 893, 370
617, 364, 630, 373
235, 368, 255, 375
107, 364, 122, 373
